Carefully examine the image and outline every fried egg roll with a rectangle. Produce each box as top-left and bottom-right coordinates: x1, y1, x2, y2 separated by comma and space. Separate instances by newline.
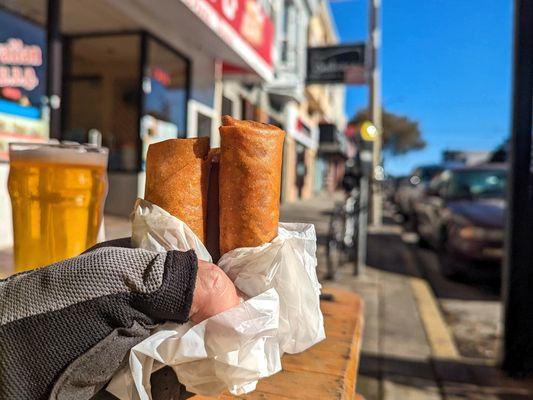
219, 115, 285, 254
144, 137, 210, 243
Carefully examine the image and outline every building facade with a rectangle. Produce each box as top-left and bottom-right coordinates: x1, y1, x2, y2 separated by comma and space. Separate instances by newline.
0, 0, 345, 248
305, 0, 347, 195
221, 0, 345, 202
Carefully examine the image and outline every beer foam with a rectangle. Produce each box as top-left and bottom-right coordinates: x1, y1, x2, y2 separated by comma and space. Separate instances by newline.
9, 144, 108, 168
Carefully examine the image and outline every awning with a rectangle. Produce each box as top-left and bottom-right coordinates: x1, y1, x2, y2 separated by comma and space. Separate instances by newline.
2, 0, 275, 82
108, 0, 274, 82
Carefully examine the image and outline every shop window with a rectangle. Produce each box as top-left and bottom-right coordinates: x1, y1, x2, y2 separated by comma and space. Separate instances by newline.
279, 0, 297, 68
63, 34, 190, 172
241, 98, 255, 120
0, 8, 48, 161
141, 38, 189, 169
222, 96, 233, 117
197, 112, 212, 138
268, 117, 282, 129
63, 34, 141, 172
296, 143, 307, 198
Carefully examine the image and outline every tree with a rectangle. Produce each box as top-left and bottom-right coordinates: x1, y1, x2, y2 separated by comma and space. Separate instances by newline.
350, 108, 426, 155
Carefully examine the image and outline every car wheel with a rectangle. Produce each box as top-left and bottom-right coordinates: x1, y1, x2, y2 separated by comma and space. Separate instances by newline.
438, 248, 463, 280
417, 235, 431, 249
410, 211, 419, 233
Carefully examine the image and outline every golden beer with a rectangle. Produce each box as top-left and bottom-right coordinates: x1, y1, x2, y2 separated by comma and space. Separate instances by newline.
8, 143, 108, 272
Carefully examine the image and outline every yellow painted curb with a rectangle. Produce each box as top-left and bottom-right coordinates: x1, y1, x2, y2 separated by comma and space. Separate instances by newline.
410, 277, 460, 359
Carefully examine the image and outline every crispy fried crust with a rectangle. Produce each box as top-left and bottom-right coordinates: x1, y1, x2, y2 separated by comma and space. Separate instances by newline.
144, 138, 210, 243
219, 115, 285, 254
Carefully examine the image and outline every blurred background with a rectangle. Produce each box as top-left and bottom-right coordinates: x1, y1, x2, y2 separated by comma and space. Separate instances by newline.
1, 0, 533, 398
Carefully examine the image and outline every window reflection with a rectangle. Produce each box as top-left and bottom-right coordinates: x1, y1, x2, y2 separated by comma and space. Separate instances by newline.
141, 38, 188, 169
64, 34, 140, 172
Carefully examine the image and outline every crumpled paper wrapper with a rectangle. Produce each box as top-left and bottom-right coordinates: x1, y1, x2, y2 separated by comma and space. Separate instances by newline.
106, 200, 324, 399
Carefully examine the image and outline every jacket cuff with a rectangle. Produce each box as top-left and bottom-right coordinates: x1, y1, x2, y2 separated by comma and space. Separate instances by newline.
131, 250, 198, 323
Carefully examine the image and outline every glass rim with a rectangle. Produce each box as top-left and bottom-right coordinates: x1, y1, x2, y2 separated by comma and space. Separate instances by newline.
8, 141, 109, 154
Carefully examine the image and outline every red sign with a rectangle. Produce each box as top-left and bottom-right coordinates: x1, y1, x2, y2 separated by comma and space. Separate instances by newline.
181, 0, 274, 76
209, 0, 273, 65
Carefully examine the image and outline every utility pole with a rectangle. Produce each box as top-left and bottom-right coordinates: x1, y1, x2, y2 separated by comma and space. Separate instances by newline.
355, 0, 382, 274
46, 0, 62, 139
502, 0, 533, 375
368, 0, 383, 226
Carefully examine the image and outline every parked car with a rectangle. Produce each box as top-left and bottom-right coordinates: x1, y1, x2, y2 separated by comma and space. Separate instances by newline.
413, 164, 506, 277
395, 165, 444, 221
384, 175, 406, 203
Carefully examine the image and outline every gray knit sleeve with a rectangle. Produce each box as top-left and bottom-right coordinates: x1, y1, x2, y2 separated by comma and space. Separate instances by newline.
0, 244, 198, 400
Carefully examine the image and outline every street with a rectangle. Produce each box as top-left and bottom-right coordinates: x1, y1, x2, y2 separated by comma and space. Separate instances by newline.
405, 229, 501, 361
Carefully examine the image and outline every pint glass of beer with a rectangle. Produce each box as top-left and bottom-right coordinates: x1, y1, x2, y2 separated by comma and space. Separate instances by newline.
8, 143, 109, 272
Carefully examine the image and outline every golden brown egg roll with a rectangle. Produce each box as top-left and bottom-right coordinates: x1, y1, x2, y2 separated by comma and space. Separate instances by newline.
144, 137, 210, 243
206, 148, 221, 262
219, 115, 285, 254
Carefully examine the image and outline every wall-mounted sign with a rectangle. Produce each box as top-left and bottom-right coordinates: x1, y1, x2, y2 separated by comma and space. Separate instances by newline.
180, 0, 274, 80
0, 10, 48, 161
306, 43, 366, 84
0, 38, 42, 90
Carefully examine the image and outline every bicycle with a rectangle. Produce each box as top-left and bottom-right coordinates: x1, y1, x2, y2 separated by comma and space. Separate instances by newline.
325, 187, 360, 280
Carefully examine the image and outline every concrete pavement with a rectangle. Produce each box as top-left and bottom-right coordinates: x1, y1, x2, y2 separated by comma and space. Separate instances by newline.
281, 193, 533, 399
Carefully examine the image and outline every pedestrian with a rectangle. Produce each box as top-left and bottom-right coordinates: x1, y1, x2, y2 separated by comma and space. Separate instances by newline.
0, 238, 241, 400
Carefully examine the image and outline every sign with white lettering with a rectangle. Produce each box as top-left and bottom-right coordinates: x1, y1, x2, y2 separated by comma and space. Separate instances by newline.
0, 10, 48, 161
306, 43, 366, 84
0, 38, 42, 90
180, 0, 274, 80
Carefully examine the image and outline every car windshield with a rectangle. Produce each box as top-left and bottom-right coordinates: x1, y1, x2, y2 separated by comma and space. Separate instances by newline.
419, 166, 443, 182
448, 169, 507, 199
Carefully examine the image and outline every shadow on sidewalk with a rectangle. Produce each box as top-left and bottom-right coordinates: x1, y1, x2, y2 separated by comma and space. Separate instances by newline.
365, 218, 500, 302
359, 352, 533, 399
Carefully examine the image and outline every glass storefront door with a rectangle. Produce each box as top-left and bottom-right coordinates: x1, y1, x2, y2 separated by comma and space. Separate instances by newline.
63, 32, 190, 173
141, 37, 189, 169
63, 34, 141, 171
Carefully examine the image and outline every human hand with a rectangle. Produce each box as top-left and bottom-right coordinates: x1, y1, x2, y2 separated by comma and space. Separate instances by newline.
189, 260, 242, 323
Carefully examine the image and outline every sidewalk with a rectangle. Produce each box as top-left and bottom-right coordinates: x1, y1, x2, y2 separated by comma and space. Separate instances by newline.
281, 193, 533, 399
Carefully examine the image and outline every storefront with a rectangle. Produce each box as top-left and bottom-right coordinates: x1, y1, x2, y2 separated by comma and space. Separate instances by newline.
281, 101, 319, 202
0, 8, 49, 247
61, 31, 191, 214
0, 0, 274, 247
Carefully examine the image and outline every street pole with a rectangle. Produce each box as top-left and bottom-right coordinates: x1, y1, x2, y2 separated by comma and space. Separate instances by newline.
356, 142, 372, 275
355, 0, 382, 274
502, 0, 533, 375
46, 0, 62, 140
368, 0, 383, 226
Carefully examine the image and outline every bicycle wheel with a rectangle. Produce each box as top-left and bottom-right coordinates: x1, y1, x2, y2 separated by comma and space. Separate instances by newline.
326, 206, 345, 280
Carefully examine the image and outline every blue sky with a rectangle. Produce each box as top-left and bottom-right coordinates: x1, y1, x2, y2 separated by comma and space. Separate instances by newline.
330, 0, 513, 175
